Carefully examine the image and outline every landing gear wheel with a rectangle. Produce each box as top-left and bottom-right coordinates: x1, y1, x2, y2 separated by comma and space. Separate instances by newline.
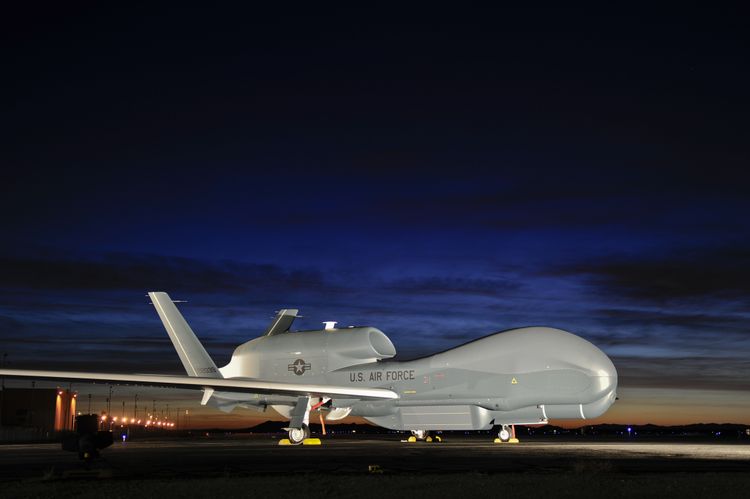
498, 426, 511, 442
411, 429, 429, 441
288, 424, 310, 445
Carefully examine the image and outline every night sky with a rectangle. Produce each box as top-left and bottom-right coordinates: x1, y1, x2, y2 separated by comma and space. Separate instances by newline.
2, 6, 749, 427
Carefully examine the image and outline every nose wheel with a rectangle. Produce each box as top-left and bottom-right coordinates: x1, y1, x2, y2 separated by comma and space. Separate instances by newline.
495, 424, 519, 444
498, 425, 511, 442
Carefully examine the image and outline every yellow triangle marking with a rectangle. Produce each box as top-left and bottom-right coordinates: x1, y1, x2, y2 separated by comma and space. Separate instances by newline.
511, 377, 518, 384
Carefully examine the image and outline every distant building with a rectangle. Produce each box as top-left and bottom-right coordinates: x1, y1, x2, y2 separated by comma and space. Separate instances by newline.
0, 388, 77, 431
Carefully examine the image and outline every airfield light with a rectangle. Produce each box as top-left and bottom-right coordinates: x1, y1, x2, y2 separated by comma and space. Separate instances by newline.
58, 391, 63, 395
138, 420, 142, 424
101, 415, 107, 421
113, 417, 118, 422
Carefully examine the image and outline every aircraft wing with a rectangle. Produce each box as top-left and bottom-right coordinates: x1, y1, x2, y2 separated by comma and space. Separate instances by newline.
0, 369, 398, 400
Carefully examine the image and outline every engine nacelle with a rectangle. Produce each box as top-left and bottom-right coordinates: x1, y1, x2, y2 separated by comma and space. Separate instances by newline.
220, 326, 397, 378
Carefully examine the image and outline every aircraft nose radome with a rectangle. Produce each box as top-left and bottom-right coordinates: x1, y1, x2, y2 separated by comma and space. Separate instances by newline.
594, 351, 617, 379
591, 347, 618, 396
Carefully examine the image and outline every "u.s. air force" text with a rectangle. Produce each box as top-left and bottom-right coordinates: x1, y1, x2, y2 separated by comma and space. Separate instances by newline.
349, 370, 415, 382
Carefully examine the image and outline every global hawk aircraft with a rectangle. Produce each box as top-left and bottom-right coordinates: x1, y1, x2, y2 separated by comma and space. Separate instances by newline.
0, 292, 618, 444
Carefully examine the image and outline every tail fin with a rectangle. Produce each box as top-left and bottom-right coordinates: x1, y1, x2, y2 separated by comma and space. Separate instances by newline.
148, 291, 221, 379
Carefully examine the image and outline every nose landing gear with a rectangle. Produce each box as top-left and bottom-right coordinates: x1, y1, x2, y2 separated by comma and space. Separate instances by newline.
494, 424, 519, 444
279, 396, 322, 446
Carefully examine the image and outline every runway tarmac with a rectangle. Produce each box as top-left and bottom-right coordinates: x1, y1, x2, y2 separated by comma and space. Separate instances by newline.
0, 434, 748, 480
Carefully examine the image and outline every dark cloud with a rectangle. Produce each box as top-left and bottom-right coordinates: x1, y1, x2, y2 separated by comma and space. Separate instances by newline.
0, 253, 331, 294
0, 315, 26, 332
385, 276, 520, 297
594, 308, 749, 332
549, 245, 750, 305
371, 165, 750, 232
0, 330, 245, 372
613, 356, 750, 392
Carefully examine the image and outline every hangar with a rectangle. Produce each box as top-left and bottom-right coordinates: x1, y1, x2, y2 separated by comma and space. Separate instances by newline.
0, 386, 77, 433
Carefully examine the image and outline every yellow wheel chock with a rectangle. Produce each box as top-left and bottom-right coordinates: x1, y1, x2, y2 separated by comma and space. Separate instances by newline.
493, 437, 520, 444
278, 438, 322, 446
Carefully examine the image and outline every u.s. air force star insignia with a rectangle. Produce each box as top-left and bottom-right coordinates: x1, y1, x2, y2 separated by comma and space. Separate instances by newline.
288, 358, 311, 376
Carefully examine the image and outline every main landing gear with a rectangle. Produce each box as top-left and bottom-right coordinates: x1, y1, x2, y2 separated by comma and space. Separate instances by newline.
287, 424, 311, 445
412, 429, 429, 440
280, 396, 325, 446
407, 430, 442, 443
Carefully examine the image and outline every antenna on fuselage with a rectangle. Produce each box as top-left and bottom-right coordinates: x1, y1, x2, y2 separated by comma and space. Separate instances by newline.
264, 309, 301, 336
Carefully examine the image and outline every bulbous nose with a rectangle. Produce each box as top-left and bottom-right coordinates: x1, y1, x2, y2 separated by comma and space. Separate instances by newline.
590, 346, 618, 396
595, 347, 618, 379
